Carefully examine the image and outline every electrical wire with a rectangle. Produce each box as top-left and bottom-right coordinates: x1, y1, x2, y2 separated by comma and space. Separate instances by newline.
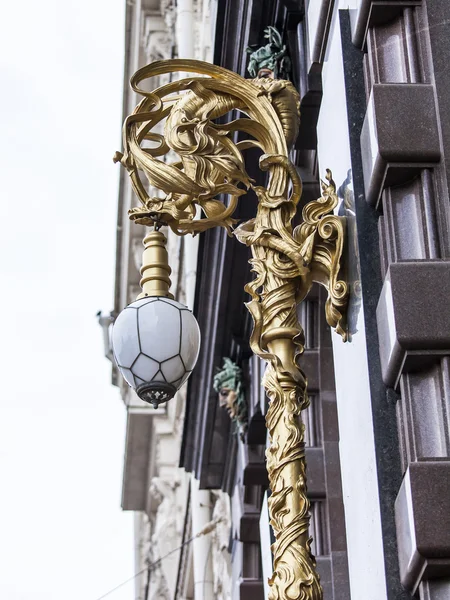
93, 517, 222, 600
94, 569, 147, 600
202, 533, 213, 599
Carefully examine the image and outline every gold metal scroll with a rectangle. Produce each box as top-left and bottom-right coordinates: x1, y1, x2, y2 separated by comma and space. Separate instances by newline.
115, 59, 348, 600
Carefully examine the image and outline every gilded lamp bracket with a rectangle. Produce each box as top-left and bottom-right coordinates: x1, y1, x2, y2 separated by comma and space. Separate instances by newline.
115, 58, 348, 600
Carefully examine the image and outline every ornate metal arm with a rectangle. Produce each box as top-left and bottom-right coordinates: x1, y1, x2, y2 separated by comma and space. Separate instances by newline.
115, 59, 348, 600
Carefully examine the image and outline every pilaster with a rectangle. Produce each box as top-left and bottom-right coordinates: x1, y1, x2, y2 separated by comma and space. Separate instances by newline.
396, 461, 450, 595
354, 1, 450, 597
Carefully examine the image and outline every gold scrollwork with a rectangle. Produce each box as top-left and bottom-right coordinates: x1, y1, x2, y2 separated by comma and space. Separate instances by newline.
116, 59, 348, 600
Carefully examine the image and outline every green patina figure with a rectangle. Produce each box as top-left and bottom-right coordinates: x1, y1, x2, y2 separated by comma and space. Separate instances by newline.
246, 26, 291, 79
213, 358, 248, 440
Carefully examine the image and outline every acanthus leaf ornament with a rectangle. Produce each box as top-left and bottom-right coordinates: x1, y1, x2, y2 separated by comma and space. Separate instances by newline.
115, 58, 349, 600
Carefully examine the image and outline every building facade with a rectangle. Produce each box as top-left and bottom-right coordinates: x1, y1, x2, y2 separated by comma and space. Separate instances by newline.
108, 1, 450, 599
109, 1, 220, 599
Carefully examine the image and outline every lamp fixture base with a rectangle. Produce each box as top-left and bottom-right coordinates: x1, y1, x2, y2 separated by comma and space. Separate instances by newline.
137, 230, 174, 299
136, 381, 177, 409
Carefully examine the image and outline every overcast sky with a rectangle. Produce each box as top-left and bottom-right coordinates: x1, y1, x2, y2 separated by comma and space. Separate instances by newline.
0, 1, 135, 599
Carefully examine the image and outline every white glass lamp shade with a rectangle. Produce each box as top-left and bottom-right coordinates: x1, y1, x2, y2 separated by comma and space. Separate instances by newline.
112, 297, 201, 408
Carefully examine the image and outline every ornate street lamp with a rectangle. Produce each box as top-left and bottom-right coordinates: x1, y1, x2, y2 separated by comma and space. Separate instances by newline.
112, 59, 348, 600
112, 229, 200, 408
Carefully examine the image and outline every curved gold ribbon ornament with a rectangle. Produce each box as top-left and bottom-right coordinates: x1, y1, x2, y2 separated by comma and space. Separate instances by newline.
115, 59, 348, 599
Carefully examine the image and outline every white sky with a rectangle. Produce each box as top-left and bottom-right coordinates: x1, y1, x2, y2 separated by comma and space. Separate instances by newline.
0, 1, 135, 599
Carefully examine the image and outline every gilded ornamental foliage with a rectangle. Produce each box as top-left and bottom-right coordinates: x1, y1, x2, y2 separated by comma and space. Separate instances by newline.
115, 59, 348, 600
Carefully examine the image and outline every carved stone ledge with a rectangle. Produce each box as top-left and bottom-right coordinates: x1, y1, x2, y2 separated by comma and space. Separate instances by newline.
361, 84, 440, 209
239, 511, 261, 544
246, 409, 266, 445
121, 412, 153, 510
352, 0, 422, 49
295, 63, 322, 151
238, 578, 265, 600
310, 0, 335, 64
238, 443, 268, 487
395, 460, 450, 595
377, 261, 450, 388
302, 349, 320, 391
305, 447, 326, 499
315, 557, 332, 599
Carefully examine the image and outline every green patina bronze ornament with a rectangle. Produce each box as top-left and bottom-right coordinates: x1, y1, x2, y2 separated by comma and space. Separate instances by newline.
213, 358, 248, 440
246, 26, 291, 79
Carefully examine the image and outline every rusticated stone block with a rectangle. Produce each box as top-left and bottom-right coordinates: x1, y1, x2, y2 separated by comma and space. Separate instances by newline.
239, 579, 265, 600
377, 261, 450, 388
395, 460, 450, 595
352, 0, 421, 49
360, 84, 440, 208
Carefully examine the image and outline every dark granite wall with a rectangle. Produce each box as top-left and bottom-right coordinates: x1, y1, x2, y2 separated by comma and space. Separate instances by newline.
351, 2, 450, 598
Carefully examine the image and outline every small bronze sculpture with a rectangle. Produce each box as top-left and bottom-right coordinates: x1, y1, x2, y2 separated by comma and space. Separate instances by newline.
246, 26, 291, 79
213, 358, 248, 440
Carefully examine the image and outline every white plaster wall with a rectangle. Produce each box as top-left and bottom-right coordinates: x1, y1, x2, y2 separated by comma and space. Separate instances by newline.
259, 493, 272, 600
312, 2, 388, 599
